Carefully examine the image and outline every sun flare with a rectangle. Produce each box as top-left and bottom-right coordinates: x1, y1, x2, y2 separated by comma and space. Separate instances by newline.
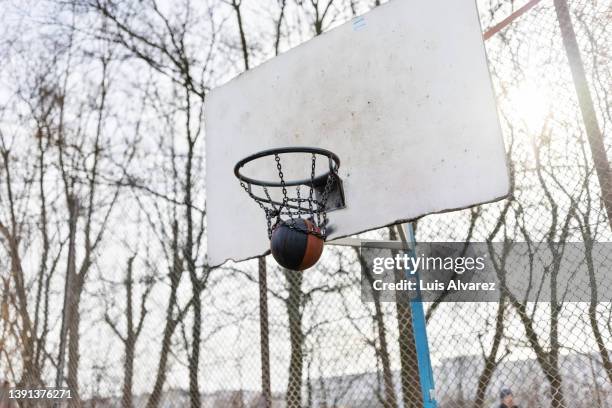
508, 81, 551, 133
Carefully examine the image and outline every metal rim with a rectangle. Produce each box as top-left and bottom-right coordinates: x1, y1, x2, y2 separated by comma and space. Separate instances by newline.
234, 146, 341, 187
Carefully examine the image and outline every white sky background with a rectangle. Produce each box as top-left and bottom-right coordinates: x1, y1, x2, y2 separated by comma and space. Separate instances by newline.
0, 0, 611, 400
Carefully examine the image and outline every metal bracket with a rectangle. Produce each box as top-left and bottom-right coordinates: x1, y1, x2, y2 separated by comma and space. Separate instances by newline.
312, 173, 345, 212
326, 237, 407, 250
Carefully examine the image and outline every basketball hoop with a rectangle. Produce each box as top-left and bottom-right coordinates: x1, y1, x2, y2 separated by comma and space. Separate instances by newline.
234, 147, 345, 241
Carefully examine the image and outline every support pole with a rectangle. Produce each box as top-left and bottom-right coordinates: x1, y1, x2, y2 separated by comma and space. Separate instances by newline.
402, 223, 438, 408
554, 0, 612, 231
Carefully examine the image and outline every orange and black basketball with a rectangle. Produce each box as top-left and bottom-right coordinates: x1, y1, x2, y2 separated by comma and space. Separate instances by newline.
270, 219, 324, 271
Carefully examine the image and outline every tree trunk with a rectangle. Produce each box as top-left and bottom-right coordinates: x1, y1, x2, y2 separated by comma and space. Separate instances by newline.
146, 221, 183, 408
189, 286, 201, 408
122, 256, 136, 408
549, 302, 566, 408
57, 195, 78, 393
359, 249, 398, 408
511, 300, 567, 408
285, 269, 304, 408
184, 85, 201, 408
67, 287, 82, 407
146, 307, 179, 408
372, 292, 398, 408
258, 257, 271, 408
389, 227, 421, 408
583, 237, 612, 383
122, 342, 134, 408
473, 298, 505, 408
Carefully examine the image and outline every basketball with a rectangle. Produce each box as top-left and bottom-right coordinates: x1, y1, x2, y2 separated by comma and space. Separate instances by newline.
270, 219, 324, 271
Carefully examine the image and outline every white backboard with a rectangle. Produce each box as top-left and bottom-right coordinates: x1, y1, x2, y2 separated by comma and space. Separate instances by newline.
205, 0, 509, 266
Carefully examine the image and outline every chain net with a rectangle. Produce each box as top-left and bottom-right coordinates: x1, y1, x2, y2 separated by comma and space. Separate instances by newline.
0, 0, 610, 408
236, 150, 339, 239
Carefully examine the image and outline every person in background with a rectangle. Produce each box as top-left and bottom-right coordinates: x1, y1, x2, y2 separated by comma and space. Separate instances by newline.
499, 387, 519, 408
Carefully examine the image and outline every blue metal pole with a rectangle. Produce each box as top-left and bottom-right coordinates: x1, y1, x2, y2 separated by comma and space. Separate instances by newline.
403, 223, 438, 408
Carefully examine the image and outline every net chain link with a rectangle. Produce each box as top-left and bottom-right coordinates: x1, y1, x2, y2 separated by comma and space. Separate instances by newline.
239, 153, 337, 239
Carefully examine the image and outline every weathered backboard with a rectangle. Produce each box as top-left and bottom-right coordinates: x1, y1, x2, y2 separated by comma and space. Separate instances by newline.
205, 0, 509, 266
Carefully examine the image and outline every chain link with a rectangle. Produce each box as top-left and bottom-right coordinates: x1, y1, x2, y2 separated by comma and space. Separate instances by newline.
319, 162, 337, 236
309, 154, 316, 224
240, 180, 275, 238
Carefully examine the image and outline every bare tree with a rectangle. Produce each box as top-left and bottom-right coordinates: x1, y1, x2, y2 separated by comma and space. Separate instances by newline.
488, 124, 576, 408
79, 2, 218, 406
351, 248, 398, 408
104, 254, 154, 408
0, 19, 124, 396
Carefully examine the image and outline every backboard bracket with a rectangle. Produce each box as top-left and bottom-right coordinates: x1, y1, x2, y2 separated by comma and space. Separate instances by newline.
314, 173, 345, 212
326, 236, 408, 250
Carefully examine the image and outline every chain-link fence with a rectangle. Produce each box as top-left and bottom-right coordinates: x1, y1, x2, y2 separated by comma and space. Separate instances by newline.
0, 0, 610, 407
417, 1, 612, 406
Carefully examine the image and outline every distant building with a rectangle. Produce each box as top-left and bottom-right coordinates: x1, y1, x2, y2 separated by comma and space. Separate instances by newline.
84, 388, 285, 407
308, 352, 610, 408
83, 353, 610, 408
